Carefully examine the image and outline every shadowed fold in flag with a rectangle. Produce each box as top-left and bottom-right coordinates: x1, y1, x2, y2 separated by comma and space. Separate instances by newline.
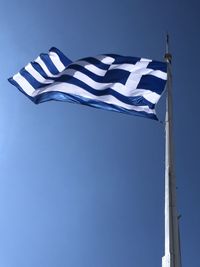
8, 47, 167, 120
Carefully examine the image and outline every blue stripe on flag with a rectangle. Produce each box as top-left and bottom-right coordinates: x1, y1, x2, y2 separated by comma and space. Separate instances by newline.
32, 91, 157, 120
80, 57, 110, 71
39, 53, 60, 75
20, 68, 43, 89
50, 47, 72, 67
106, 54, 140, 65
55, 75, 154, 108
68, 64, 130, 84
136, 75, 166, 94
147, 61, 167, 72
30, 62, 51, 79
19, 65, 131, 92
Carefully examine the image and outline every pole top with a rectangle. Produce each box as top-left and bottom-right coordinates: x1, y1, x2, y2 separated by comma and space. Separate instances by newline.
164, 33, 172, 63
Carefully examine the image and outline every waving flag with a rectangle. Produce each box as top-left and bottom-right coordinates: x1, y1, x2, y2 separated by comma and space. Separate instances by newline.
8, 47, 167, 120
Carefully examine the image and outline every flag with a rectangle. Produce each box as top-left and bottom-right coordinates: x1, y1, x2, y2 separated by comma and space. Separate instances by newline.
8, 47, 167, 120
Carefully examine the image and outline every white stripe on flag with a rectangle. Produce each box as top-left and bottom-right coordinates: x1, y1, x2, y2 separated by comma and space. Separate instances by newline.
74, 60, 107, 76
62, 68, 155, 100
133, 89, 160, 103
35, 56, 58, 77
149, 70, 167, 80
32, 82, 156, 114
13, 73, 35, 95
94, 55, 115, 64
25, 64, 54, 84
49, 51, 66, 72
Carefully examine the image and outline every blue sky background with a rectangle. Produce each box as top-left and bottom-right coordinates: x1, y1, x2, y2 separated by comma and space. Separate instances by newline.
0, 0, 199, 266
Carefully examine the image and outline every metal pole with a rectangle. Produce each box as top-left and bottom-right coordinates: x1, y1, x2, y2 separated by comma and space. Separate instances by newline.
162, 34, 181, 267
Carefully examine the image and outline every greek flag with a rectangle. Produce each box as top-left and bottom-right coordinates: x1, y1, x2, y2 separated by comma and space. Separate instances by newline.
9, 47, 167, 120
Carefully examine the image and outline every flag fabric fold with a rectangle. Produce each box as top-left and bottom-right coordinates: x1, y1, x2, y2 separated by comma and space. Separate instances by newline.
8, 47, 167, 120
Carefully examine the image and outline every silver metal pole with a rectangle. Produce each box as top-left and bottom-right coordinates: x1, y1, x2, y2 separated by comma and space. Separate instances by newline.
162, 34, 181, 267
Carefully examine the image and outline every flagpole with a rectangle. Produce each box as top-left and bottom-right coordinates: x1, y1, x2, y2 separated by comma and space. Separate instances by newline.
162, 34, 181, 267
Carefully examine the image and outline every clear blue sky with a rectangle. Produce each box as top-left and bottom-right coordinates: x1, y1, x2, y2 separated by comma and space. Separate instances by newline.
0, 0, 199, 266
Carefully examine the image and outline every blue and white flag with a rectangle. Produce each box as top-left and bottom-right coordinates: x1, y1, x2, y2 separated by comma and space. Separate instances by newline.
9, 47, 167, 120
